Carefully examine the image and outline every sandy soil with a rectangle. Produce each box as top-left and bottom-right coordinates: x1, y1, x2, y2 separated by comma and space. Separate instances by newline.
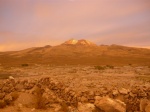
0, 65, 150, 112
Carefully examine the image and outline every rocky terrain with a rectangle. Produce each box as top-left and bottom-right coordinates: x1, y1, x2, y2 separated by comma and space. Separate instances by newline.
0, 40, 150, 112
0, 65, 150, 112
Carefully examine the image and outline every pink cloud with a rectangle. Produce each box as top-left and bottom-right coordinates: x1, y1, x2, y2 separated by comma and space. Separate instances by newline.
0, 0, 150, 51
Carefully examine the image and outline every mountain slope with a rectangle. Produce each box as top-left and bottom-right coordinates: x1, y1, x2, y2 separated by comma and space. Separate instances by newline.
0, 39, 150, 66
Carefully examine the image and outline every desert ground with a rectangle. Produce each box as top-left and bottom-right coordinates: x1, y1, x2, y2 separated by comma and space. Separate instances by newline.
0, 64, 150, 112
1, 0, 150, 111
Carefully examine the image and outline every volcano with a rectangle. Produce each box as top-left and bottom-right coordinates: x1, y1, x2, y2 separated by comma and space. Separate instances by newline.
0, 39, 150, 66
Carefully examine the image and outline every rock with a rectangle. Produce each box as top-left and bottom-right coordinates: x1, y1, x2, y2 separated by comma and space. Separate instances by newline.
2, 86, 11, 93
81, 96, 88, 102
0, 100, 6, 108
24, 83, 34, 90
145, 103, 150, 112
95, 90, 101, 96
16, 103, 23, 112
15, 83, 24, 91
138, 91, 147, 97
78, 102, 96, 112
9, 76, 15, 80
0, 83, 4, 89
89, 91, 95, 96
0, 93, 5, 99
112, 90, 119, 96
4, 94, 13, 105
64, 88, 70, 94
15, 93, 36, 108
53, 104, 62, 112
129, 92, 135, 98
115, 95, 125, 102
42, 92, 54, 105
18, 103, 23, 108
131, 88, 138, 94
94, 96, 126, 112
119, 88, 129, 95
11, 91, 19, 101
31, 108, 35, 111
140, 99, 150, 112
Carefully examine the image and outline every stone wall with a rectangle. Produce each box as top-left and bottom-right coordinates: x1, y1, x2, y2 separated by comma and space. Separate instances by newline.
0, 77, 150, 112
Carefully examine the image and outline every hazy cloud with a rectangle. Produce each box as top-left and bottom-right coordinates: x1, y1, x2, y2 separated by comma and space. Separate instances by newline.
0, 0, 150, 51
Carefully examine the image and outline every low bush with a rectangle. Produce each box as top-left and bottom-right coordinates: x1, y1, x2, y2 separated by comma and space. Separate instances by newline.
94, 66, 106, 70
106, 65, 114, 69
21, 64, 29, 67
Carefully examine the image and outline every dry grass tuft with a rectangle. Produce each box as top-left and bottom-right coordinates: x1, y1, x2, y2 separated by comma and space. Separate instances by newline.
94, 66, 106, 70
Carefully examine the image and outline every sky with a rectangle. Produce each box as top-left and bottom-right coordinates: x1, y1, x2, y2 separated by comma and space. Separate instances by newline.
0, 0, 150, 51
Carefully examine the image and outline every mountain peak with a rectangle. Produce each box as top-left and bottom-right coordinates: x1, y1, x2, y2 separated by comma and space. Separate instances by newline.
63, 39, 78, 45
62, 39, 97, 46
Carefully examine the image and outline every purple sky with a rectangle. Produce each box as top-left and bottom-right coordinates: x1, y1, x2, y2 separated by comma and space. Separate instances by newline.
0, 0, 150, 51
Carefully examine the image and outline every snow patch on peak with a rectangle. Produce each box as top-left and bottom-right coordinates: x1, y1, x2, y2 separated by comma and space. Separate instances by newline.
62, 39, 97, 46
70, 39, 78, 44
63, 39, 78, 45
77, 39, 96, 46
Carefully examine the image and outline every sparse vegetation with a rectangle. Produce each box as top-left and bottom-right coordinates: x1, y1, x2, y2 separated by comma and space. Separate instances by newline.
106, 65, 114, 69
94, 66, 106, 70
21, 64, 29, 67
68, 69, 77, 73
0, 65, 149, 111
94, 65, 114, 70
129, 63, 132, 66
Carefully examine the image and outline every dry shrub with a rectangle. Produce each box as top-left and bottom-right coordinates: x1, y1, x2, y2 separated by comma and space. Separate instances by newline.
94, 66, 106, 70
106, 65, 114, 69
21, 64, 29, 67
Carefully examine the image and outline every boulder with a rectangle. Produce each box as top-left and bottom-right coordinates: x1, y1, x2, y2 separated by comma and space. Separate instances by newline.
140, 99, 150, 112
4, 94, 13, 105
112, 90, 119, 96
78, 102, 96, 112
80, 96, 88, 102
15, 93, 36, 108
15, 83, 24, 91
94, 96, 126, 112
119, 88, 129, 95
145, 102, 150, 112
11, 91, 19, 101
0, 93, 5, 99
9, 76, 15, 80
2, 86, 11, 93
0, 100, 6, 108
0, 83, 4, 89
